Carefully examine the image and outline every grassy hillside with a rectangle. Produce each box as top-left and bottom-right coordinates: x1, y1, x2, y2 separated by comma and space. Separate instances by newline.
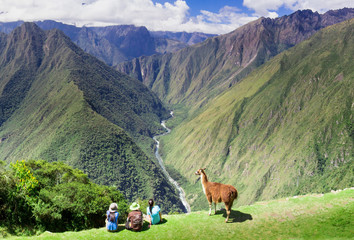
0, 23, 183, 212
160, 19, 354, 210
4, 188, 353, 239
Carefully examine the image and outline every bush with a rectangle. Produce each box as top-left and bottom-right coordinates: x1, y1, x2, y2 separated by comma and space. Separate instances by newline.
0, 161, 35, 232
0, 160, 128, 233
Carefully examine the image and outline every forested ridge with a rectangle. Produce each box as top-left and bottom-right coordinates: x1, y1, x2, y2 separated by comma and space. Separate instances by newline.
0, 23, 184, 215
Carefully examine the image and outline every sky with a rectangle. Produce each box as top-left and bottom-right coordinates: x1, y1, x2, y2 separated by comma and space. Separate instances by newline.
0, 0, 353, 34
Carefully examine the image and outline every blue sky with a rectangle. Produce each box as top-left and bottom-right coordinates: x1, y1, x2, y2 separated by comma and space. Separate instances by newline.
0, 0, 352, 34
155, 0, 294, 17
156, 0, 249, 16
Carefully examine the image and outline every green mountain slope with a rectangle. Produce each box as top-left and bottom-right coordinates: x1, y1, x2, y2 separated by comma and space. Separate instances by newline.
5, 188, 354, 239
0, 23, 184, 212
160, 19, 354, 210
117, 9, 354, 110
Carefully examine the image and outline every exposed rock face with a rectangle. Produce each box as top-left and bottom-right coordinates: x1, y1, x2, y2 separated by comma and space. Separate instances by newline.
150, 31, 216, 45
91, 25, 156, 60
117, 8, 354, 106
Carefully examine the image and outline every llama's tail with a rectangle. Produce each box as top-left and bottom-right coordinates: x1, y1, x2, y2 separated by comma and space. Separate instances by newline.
228, 187, 238, 209
232, 187, 238, 201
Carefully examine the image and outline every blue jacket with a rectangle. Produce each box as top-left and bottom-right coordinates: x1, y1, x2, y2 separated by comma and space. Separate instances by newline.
106, 211, 119, 231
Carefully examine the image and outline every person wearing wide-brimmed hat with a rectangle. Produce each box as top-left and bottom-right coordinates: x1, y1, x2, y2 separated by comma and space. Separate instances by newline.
106, 203, 119, 232
125, 202, 143, 231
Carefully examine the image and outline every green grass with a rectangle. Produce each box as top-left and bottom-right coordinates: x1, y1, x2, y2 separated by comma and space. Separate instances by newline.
4, 188, 353, 240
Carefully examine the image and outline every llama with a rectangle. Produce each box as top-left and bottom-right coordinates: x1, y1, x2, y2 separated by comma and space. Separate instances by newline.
195, 168, 238, 222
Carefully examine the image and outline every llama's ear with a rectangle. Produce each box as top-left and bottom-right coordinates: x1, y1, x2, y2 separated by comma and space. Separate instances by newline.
203, 168, 206, 170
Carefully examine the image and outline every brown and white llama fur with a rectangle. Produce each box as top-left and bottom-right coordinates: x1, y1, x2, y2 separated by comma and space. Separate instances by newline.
195, 168, 238, 222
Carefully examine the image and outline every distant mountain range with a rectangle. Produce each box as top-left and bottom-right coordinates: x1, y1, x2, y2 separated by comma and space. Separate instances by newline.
0, 20, 215, 66
117, 8, 354, 108
0, 23, 184, 212
150, 31, 216, 46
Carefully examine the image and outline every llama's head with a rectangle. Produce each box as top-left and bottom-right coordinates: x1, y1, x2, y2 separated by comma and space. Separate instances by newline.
195, 168, 206, 176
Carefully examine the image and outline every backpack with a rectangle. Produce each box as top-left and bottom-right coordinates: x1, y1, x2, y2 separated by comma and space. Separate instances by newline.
108, 212, 116, 222
129, 211, 143, 231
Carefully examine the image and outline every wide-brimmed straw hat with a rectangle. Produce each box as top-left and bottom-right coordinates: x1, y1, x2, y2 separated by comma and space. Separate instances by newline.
130, 202, 140, 211
109, 203, 118, 212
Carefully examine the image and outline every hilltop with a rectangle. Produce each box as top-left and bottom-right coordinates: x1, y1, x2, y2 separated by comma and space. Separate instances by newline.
3, 188, 353, 239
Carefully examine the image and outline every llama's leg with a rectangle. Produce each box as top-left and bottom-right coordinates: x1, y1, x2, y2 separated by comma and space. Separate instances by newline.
208, 201, 212, 216
214, 202, 217, 214
224, 202, 230, 223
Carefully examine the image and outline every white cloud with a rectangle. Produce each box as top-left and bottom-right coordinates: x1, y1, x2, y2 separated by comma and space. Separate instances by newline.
0, 0, 352, 34
243, 0, 287, 16
0, 0, 190, 30
0, 0, 257, 34
243, 0, 354, 17
182, 6, 258, 34
290, 0, 354, 12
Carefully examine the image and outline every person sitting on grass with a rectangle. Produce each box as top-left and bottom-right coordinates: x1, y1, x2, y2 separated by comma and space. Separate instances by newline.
106, 203, 119, 232
125, 202, 143, 232
147, 199, 162, 227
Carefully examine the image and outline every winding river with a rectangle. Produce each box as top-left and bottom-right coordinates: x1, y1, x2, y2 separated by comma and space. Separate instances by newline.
153, 112, 191, 213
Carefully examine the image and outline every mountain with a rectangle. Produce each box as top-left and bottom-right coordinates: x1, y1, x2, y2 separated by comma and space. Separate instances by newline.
0, 20, 213, 66
0, 23, 184, 212
160, 18, 354, 210
150, 31, 216, 45
117, 8, 354, 109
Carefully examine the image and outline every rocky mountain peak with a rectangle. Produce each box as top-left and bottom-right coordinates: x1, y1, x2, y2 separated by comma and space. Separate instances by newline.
321, 7, 354, 25
2, 22, 45, 69
8, 22, 45, 45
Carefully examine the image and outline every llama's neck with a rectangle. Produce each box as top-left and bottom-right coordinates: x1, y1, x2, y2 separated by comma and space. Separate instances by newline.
200, 172, 209, 194
200, 172, 208, 184
200, 174, 208, 194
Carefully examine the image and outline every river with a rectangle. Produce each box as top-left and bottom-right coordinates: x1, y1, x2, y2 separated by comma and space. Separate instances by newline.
153, 111, 191, 213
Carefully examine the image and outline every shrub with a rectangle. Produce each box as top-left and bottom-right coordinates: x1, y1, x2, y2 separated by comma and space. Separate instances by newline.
0, 160, 128, 233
